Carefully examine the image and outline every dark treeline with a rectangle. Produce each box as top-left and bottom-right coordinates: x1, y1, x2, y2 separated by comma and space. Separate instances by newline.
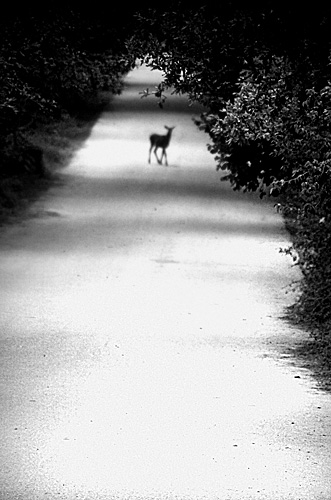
130, 1, 331, 364
128, 3, 331, 365
0, 3, 137, 188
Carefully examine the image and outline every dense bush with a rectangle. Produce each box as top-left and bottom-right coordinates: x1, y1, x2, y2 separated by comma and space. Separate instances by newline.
0, 7, 135, 180
210, 57, 331, 361
130, 4, 331, 362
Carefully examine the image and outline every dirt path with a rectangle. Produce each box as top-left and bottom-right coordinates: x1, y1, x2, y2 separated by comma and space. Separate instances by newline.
1, 65, 331, 500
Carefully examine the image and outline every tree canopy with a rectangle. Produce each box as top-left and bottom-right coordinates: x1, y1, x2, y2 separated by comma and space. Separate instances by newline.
128, 3, 331, 353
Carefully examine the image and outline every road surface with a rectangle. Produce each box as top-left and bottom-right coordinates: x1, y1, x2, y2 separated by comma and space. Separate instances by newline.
1, 66, 331, 500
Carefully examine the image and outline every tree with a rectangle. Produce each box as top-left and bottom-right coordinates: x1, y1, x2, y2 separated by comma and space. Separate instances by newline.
130, 4, 331, 357
131, 4, 331, 192
0, 6, 136, 177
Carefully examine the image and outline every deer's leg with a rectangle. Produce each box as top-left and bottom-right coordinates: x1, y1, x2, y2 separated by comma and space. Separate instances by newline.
154, 147, 161, 164
148, 143, 153, 163
163, 149, 168, 166
159, 148, 167, 165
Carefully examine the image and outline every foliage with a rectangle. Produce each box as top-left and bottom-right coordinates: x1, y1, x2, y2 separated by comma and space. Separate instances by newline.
131, 4, 331, 184
0, 7, 136, 179
130, 4, 331, 362
199, 57, 331, 193
131, 5, 265, 106
207, 57, 331, 358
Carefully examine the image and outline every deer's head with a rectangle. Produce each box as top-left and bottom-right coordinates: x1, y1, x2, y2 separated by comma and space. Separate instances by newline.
164, 126, 175, 133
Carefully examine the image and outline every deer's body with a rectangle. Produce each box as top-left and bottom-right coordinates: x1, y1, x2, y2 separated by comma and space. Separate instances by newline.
148, 126, 175, 166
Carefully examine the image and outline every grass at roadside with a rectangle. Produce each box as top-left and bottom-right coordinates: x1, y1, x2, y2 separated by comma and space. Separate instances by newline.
0, 94, 109, 225
281, 199, 331, 392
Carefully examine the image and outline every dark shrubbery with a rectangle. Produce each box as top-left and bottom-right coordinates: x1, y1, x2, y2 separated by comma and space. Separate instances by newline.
130, 4, 331, 364
204, 59, 331, 363
0, 7, 135, 187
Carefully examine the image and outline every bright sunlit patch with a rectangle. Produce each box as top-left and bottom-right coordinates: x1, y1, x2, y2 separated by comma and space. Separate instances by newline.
44, 336, 325, 498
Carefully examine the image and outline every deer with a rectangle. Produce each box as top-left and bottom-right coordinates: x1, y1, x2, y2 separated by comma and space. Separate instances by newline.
148, 126, 175, 166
